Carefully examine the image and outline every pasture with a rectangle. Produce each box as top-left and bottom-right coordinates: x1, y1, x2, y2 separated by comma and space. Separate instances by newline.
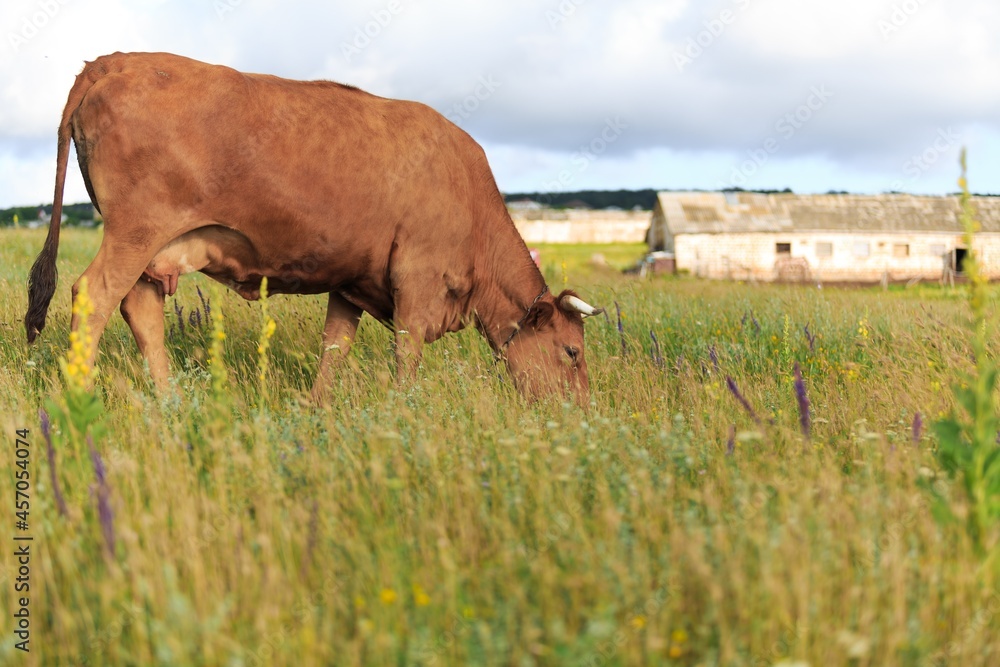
0, 227, 998, 665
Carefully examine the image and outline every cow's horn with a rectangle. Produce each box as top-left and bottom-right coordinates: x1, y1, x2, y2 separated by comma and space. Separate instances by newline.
560, 294, 604, 317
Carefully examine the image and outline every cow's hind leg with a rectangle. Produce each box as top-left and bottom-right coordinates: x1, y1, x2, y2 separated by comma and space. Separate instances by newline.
311, 292, 363, 401
120, 279, 168, 389
71, 234, 162, 383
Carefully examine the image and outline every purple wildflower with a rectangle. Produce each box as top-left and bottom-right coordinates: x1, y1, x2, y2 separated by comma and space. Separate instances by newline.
89, 438, 105, 483
174, 301, 185, 337
40, 409, 68, 517
709, 344, 719, 371
726, 376, 761, 424
794, 362, 811, 440
197, 285, 211, 321
301, 498, 319, 578
89, 436, 115, 558
804, 324, 816, 353
674, 354, 687, 375
615, 301, 627, 355
650, 330, 664, 368
912, 412, 923, 446
726, 425, 736, 456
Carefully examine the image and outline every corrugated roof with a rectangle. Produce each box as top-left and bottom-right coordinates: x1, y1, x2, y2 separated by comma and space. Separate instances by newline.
655, 192, 1000, 234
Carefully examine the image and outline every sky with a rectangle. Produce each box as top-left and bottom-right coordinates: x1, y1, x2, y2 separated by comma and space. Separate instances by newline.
1, 0, 998, 209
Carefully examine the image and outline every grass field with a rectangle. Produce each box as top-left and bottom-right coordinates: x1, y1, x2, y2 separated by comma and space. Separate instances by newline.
1, 228, 999, 665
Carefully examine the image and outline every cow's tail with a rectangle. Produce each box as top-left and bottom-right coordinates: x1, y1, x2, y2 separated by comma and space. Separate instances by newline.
25, 62, 104, 343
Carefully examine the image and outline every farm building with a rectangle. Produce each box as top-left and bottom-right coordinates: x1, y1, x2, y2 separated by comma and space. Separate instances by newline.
647, 191, 1000, 282
510, 205, 650, 244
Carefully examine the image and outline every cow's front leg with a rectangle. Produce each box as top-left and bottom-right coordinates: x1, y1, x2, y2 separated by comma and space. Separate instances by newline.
311, 292, 363, 402
120, 279, 168, 389
389, 265, 452, 385
393, 323, 426, 384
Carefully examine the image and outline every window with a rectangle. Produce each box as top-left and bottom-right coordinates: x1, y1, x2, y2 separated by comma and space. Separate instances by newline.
893, 243, 910, 258
853, 242, 870, 258
776, 242, 792, 255
816, 242, 833, 258
929, 244, 946, 257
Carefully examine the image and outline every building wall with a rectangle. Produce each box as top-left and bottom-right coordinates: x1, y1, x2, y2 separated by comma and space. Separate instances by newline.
674, 231, 1000, 281
510, 209, 650, 244
647, 201, 673, 251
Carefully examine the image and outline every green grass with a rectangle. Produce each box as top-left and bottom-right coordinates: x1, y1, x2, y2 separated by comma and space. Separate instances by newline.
1, 228, 999, 665
533, 242, 647, 278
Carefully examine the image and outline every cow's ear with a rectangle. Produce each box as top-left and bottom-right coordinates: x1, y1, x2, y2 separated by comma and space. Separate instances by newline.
525, 301, 556, 330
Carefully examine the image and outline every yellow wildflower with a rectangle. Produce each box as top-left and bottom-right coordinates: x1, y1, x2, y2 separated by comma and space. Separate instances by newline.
257, 277, 277, 391
60, 277, 97, 389
412, 584, 431, 607
208, 290, 228, 396
668, 628, 688, 657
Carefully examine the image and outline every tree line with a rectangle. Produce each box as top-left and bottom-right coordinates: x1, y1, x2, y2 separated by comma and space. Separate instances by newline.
0, 203, 97, 227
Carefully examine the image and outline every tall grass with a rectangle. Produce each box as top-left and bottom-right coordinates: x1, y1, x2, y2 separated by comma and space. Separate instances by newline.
0, 226, 998, 665
930, 151, 1000, 562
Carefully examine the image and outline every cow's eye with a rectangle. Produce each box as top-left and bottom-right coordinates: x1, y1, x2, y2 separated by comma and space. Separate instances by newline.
564, 345, 579, 362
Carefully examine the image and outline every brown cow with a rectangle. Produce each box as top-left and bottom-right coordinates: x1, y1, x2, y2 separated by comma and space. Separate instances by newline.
25, 52, 604, 405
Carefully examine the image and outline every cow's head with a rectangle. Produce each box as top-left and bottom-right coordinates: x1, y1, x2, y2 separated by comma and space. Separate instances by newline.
504, 290, 603, 407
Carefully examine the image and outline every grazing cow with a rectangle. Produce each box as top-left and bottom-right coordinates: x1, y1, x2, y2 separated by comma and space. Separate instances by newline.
25, 52, 604, 405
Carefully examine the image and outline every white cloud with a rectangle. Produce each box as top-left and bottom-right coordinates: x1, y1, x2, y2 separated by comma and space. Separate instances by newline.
1, 0, 998, 208
736, 0, 885, 59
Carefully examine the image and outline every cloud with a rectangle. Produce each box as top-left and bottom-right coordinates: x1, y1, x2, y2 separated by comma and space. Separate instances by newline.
0, 0, 998, 207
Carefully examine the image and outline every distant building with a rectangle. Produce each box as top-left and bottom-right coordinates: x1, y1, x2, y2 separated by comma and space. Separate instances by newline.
647, 191, 1000, 282
36, 208, 67, 225
510, 207, 650, 244
507, 199, 543, 211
